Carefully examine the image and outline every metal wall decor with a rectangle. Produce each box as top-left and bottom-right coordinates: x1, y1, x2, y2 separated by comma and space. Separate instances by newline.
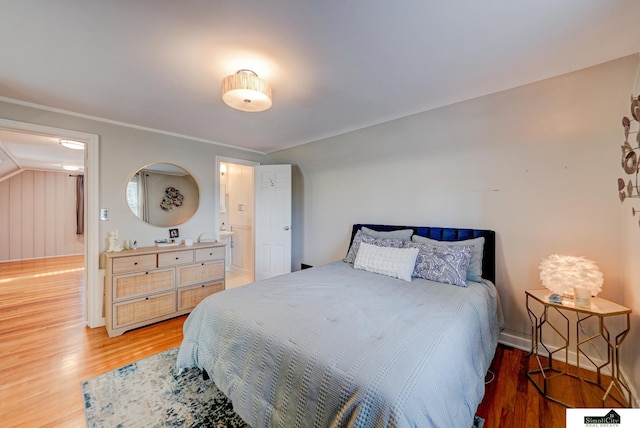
617, 94, 640, 226
160, 186, 184, 211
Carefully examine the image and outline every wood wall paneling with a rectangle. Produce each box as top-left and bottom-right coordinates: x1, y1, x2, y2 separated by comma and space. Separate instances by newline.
9, 173, 22, 259
21, 171, 34, 259
33, 171, 46, 257
0, 178, 8, 260
0, 170, 83, 261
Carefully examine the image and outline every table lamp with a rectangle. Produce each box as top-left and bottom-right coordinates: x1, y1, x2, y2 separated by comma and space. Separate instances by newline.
539, 254, 603, 306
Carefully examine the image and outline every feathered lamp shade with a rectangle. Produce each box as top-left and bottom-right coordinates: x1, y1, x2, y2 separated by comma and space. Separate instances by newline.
539, 254, 604, 297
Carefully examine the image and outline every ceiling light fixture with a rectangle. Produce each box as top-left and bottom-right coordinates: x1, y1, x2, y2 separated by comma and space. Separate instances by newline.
222, 69, 272, 112
59, 139, 85, 150
62, 165, 82, 171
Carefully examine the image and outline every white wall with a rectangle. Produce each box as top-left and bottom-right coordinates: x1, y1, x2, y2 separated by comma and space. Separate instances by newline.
0, 170, 83, 260
271, 55, 640, 397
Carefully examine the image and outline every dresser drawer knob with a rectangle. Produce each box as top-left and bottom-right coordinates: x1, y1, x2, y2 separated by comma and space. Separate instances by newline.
134, 262, 138, 265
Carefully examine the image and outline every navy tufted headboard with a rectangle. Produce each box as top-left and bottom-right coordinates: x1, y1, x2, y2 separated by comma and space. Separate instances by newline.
350, 224, 496, 284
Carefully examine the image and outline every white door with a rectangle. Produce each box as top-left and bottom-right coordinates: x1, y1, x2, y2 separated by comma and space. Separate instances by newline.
254, 164, 291, 281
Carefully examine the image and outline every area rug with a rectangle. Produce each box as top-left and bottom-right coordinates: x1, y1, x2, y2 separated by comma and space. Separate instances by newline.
81, 347, 247, 427
82, 346, 486, 427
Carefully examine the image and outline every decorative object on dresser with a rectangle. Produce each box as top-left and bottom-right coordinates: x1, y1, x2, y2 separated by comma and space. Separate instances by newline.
103, 242, 225, 337
525, 289, 631, 408
107, 230, 123, 252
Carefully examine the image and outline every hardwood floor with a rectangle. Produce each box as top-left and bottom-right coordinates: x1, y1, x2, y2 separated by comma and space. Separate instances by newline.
0, 256, 622, 427
0, 255, 184, 427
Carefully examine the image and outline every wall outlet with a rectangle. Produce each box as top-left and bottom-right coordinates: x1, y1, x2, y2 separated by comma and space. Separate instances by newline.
100, 208, 109, 221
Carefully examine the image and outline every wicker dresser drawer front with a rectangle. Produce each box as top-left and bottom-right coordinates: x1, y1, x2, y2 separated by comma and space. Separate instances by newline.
112, 254, 157, 274
113, 292, 176, 328
178, 281, 224, 310
104, 243, 226, 337
178, 261, 224, 286
113, 268, 175, 300
158, 250, 194, 267
195, 246, 225, 262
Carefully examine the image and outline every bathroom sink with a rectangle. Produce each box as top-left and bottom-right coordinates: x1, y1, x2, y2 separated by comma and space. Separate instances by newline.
220, 231, 234, 239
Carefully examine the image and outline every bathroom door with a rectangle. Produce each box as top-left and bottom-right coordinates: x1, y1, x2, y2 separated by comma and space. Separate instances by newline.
254, 164, 291, 281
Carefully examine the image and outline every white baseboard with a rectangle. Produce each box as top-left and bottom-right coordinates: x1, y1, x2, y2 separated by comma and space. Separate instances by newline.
499, 330, 531, 352
498, 330, 639, 407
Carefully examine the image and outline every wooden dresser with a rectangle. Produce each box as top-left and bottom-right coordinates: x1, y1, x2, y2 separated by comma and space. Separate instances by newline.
104, 242, 226, 337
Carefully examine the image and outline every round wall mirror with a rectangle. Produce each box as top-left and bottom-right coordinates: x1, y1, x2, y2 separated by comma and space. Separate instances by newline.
126, 163, 199, 227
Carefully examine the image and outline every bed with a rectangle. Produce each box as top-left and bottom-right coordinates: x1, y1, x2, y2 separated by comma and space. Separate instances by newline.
177, 224, 501, 427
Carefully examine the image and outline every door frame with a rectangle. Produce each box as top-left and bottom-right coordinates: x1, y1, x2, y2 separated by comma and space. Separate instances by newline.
216, 156, 259, 275
0, 118, 101, 327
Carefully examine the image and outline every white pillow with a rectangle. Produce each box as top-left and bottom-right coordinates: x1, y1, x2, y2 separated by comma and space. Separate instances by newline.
353, 242, 419, 282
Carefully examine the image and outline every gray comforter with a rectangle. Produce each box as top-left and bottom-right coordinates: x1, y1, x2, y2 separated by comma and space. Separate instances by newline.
177, 261, 500, 428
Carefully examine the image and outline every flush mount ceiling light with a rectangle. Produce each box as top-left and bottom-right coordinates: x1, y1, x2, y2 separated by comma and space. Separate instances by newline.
222, 69, 272, 112
62, 164, 82, 171
59, 139, 85, 150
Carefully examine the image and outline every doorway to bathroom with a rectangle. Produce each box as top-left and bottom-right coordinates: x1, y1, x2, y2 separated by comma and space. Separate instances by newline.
217, 157, 292, 287
218, 158, 256, 288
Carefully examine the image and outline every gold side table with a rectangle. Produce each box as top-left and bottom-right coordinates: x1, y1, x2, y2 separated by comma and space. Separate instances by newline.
525, 289, 631, 408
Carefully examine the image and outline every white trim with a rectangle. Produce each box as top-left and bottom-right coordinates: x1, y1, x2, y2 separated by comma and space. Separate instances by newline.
0, 118, 102, 327
217, 156, 261, 167
498, 330, 531, 352
0, 95, 266, 155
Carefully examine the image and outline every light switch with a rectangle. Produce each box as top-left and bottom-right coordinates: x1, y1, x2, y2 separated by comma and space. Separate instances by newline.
100, 208, 109, 221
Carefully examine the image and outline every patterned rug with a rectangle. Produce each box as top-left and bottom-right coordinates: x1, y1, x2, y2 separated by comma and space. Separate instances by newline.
81, 347, 247, 427
82, 347, 486, 427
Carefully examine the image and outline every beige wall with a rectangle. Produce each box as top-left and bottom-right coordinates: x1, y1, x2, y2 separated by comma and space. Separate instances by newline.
271, 55, 640, 401
0, 170, 83, 260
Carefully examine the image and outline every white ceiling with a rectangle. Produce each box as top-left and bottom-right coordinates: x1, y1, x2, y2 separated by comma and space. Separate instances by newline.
0, 0, 639, 166
0, 129, 84, 177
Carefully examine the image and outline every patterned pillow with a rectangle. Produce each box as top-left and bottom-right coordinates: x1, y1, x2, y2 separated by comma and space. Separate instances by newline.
411, 235, 485, 282
405, 241, 472, 287
353, 242, 419, 282
344, 230, 406, 264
